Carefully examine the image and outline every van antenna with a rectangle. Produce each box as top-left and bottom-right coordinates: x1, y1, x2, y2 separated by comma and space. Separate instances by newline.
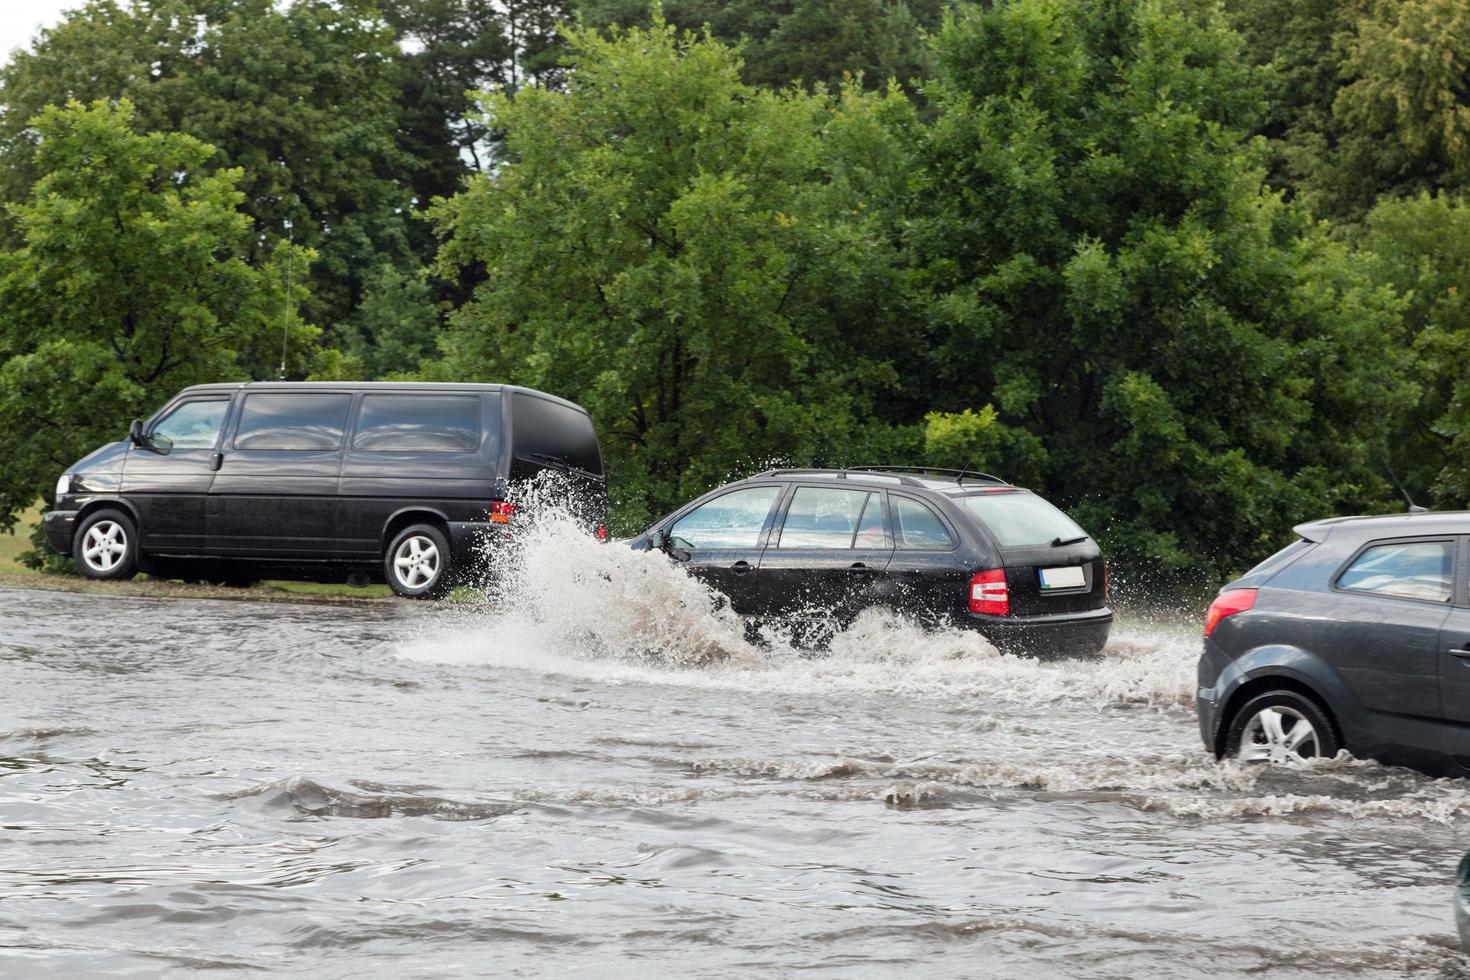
1383, 454, 1427, 513
277, 217, 293, 381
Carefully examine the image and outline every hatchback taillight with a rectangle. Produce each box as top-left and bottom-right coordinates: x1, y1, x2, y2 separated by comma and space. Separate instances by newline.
969, 569, 1009, 615
1204, 588, 1256, 637
489, 500, 517, 524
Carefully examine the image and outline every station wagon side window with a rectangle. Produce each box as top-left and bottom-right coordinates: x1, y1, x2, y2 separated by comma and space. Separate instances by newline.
353, 395, 482, 452
149, 399, 229, 449
1336, 539, 1454, 603
892, 495, 955, 550
234, 393, 352, 451
777, 487, 877, 548
669, 486, 782, 550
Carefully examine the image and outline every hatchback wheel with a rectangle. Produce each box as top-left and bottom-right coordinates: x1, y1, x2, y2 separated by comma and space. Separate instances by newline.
74, 509, 139, 581
385, 524, 452, 599
1223, 690, 1341, 764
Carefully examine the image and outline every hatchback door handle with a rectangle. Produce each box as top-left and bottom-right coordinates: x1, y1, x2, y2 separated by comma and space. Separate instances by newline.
1450, 648, 1470, 659
730, 561, 752, 575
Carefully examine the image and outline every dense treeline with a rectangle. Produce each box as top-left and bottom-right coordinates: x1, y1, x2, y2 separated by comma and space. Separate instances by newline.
0, 0, 1466, 585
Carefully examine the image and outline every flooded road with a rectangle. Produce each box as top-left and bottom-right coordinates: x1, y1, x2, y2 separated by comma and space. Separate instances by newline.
4, 537, 1470, 976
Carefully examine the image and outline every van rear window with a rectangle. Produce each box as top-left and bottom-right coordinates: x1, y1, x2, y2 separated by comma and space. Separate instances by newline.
354, 395, 481, 452
960, 491, 1087, 547
234, 393, 352, 451
511, 393, 603, 475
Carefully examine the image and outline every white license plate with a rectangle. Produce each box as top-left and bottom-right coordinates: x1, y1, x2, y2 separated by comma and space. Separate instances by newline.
1039, 566, 1086, 590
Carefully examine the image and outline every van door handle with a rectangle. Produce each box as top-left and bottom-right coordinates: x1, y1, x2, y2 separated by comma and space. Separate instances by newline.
1449, 647, 1470, 659
210, 452, 223, 471
730, 560, 752, 575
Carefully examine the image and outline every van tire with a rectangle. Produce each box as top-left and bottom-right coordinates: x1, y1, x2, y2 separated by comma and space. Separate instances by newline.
385, 524, 452, 599
73, 509, 139, 581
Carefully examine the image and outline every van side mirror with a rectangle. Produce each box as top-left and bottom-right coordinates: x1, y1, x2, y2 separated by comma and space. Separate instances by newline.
128, 418, 171, 454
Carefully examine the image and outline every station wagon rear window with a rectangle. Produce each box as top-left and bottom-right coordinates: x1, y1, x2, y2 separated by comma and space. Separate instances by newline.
234, 393, 352, 451
353, 395, 481, 452
960, 491, 1087, 548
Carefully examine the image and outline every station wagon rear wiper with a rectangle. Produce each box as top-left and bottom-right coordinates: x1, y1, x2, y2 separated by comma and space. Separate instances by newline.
1051, 534, 1089, 547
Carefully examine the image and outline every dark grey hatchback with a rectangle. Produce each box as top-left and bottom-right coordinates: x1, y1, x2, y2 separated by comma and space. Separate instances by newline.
630, 467, 1111, 654
1198, 511, 1470, 776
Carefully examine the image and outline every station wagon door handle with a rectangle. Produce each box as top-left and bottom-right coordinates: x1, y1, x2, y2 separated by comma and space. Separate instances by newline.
730, 560, 752, 575
210, 452, 223, 472
849, 562, 874, 574
1449, 647, 1470, 659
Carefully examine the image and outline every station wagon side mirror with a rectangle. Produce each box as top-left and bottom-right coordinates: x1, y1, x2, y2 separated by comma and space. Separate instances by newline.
128, 419, 145, 446
648, 527, 668, 551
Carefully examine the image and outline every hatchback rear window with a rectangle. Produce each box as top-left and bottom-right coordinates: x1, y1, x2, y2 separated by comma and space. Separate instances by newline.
959, 491, 1086, 547
1337, 540, 1453, 602
354, 395, 481, 452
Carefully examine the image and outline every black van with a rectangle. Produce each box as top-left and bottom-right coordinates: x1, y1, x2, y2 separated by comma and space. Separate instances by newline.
43, 382, 605, 598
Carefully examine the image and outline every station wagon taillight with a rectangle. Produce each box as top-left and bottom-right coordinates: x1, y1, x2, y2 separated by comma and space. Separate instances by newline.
970, 569, 1010, 615
1204, 588, 1256, 637
489, 500, 517, 524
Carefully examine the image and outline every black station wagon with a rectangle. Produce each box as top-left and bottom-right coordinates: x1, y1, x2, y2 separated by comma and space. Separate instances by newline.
44, 382, 605, 598
1199, 511, 1470, 776
631, 467, 1111, 653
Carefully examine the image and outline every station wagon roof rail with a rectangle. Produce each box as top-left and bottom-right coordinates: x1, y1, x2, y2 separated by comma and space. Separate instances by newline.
847, 465, 1010, 487
749, 467, 932, 488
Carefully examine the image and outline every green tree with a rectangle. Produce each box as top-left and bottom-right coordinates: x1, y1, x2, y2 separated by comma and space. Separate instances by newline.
430, 19, 917, 523
0, 0, 412, 335
0, 99, 315, 533
1355, 193, 1470, 504
907, 0, 1412, 580
573, 0, 946, 92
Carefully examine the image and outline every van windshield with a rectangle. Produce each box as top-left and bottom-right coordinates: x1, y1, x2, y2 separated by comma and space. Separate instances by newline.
959, 491, 1087, 547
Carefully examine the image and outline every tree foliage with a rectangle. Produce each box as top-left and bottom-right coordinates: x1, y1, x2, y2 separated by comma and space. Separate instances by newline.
431, 18, 917, 517
0, 99, 314, 530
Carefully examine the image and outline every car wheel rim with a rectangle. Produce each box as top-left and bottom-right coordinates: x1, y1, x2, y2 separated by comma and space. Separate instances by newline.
393, 536, 440, 589
81, 521, 127, 572
1237, 705, 1321, 764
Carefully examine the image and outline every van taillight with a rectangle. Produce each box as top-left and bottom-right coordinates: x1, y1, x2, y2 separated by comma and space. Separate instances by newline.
1204, 588, 1256, 637
969, 569, 1009, 615
1100, 559, 1108, 601
595, 525, 609, 541
489, 500, 517, 524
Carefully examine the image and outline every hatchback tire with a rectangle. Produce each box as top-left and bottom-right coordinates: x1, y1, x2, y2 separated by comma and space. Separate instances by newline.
385, 524, 452, 600
1222, 690, 1341, 764
74, 509, 139, 581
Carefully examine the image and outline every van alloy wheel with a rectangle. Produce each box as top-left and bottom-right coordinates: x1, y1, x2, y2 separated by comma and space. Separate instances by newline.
393, 535, 440, 589
1235, 705, 1321, 764
81, 520, 128, 573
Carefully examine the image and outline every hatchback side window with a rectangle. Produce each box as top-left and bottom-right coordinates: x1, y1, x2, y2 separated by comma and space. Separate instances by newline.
893, 496, 955, 550
150, 399, 228, 449
234, 393, 352, 451
1337, 540, 1454, 603
778, 488, 872, 548
669, 486, 782, 550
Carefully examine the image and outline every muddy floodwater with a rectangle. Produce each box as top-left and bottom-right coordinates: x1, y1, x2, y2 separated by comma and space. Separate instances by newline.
5, 525, 1470, 977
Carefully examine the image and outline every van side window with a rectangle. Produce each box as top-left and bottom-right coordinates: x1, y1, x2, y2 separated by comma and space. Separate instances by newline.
234, 393, 352, 451
512, 393, 603, 475
1337, 540, 1453, 603
354, 395, 481, 452
150, 399, 228, 449
893, 496, 955, 550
